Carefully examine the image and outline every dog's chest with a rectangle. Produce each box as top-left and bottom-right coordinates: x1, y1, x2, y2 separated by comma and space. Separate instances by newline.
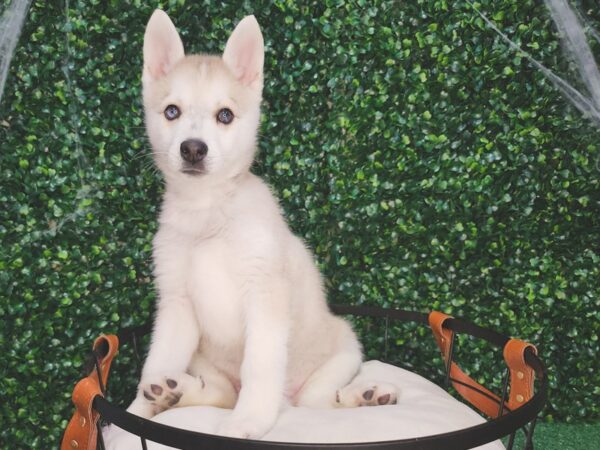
187, 237, 245, 346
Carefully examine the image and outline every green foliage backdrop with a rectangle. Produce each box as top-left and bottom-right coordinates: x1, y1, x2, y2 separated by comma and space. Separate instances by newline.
1, 0, 599, 446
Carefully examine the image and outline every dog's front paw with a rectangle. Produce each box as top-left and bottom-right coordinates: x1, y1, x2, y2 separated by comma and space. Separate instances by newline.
216, 415, 273, 440
127, 393, 161, 418
139, 373, 204, 413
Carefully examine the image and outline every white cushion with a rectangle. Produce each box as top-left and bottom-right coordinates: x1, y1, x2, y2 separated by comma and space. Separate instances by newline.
105, 361, 505, 449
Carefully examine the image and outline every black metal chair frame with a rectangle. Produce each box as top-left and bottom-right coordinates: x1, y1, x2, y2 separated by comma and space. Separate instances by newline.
85, 305, 547, 450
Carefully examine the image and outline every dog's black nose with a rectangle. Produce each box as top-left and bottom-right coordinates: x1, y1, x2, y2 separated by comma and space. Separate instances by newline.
180, 139, 208, 164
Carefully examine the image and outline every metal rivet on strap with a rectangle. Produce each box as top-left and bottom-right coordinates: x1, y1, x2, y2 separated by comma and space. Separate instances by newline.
516, 394, 524, 403
79, 416, 86, 427
70, 440, 79, 448
517, 371, 524, 379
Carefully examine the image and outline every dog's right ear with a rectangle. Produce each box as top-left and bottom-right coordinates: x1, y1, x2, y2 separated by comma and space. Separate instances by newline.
143, 10, 184, 83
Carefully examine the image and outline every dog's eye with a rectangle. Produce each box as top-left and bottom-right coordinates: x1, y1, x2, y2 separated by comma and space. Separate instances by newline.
164, 104, 181, 121
216, 108, 234, 125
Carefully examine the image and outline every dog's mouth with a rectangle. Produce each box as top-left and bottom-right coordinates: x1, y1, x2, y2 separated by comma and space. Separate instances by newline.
181, 164, 206, 176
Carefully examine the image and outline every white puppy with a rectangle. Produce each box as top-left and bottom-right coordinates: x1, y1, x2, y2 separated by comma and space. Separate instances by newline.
127, 10, 399, 439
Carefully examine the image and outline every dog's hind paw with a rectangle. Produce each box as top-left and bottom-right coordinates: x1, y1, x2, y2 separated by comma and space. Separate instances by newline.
336, 380, 399, 407
139, 373, 205, 412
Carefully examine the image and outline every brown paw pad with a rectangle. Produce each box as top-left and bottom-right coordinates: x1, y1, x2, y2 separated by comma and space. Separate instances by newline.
377, 393, 391, 405
167, 392, 182, 406
362, 389, 375, 401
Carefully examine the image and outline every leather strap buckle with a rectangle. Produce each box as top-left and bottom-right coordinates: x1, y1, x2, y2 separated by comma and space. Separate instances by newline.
61, 335, 119, 450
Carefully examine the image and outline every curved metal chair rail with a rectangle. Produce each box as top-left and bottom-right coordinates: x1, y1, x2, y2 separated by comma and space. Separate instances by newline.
62, 305, 547, 450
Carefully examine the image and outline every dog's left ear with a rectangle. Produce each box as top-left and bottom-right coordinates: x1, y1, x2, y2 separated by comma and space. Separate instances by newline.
223, 15, 264, 91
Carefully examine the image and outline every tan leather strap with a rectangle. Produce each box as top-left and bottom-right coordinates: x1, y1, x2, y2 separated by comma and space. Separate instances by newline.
90, 335, 119, 389
61, 335, 119, 450
503, 338, 537, 410
429, 311, 505, 418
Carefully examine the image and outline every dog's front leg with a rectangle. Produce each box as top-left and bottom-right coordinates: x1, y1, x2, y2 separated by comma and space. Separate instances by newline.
217, 279, 289, 439
127, 296, 200, 418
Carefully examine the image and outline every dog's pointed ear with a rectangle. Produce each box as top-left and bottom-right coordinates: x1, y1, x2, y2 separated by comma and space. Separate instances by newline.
143, 9, 184, 83
223, 15, 264, 90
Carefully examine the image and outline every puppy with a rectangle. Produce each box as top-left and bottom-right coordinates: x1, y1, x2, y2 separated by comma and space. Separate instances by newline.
127, 10, 398, 439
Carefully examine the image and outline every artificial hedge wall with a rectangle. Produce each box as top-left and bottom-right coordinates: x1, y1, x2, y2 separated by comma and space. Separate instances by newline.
1, 0, 599, 446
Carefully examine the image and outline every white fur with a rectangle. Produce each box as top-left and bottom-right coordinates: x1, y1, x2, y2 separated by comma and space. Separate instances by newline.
124, 10, 398, 440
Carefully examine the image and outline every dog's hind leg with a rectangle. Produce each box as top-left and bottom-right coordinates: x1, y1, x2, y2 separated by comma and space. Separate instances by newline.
296, 352, 400, 408
138, 354, 238, 413
294, 349, 362, 408
294, 320, 363, 408
186, 353, 238, 408
294, 319, 399, 409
